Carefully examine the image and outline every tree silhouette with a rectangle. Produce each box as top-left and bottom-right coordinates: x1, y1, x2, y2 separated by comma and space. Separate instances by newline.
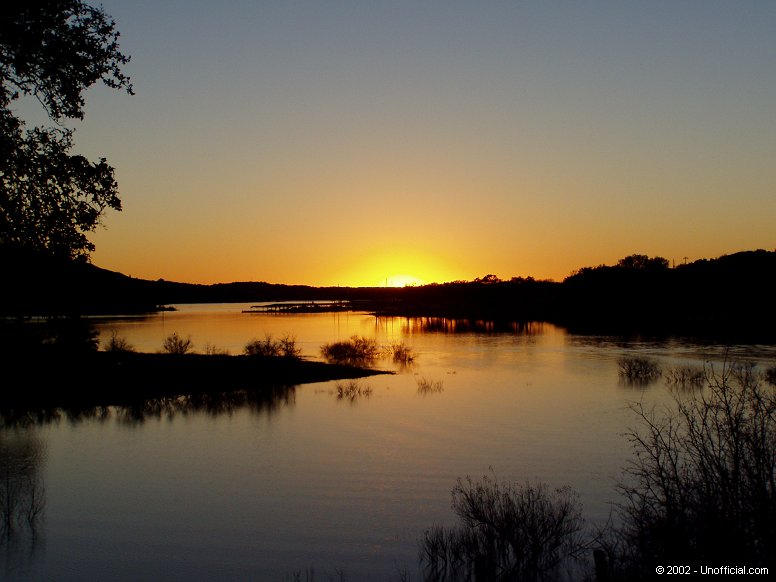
616, 254, 669, 270
1, 1, 132, 259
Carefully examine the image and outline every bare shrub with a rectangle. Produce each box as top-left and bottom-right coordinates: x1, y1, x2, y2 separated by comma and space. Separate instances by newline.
277, 334, 302, 358
162, 332, 193, 354
618, 362, 776, 570
321, 335, 379, 364
104, 329, 134, 353
420, 476, 585, 581
766, 366, 776, 386
244, 334, 301, 358
244, 334, 280, 357
617, 357, 662, 384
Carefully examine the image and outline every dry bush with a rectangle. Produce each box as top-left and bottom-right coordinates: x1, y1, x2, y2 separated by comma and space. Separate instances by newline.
104, 329, 134, 353
321, 336, 379, 364
244, 334, 301, 358
420, 476, 585, 581
162, 332, 193, 354
617, 362, 776, 571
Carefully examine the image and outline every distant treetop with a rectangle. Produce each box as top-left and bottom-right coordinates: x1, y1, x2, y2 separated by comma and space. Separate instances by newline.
616, 254, 669, 270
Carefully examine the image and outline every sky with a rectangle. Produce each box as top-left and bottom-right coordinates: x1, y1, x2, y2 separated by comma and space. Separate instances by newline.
43, 0, 776, 286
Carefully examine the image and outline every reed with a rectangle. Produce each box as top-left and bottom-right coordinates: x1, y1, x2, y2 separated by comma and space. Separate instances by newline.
416, 377, 443, 394
383, 342, 416, 364
335, 379, 373, 401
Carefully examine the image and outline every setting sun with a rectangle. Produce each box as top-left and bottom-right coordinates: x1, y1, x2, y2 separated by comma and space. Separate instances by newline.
330, 250, 463, 287
386, 274, 424, 287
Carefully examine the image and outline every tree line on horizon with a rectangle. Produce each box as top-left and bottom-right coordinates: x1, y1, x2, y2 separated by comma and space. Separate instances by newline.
3, 247, 775, 340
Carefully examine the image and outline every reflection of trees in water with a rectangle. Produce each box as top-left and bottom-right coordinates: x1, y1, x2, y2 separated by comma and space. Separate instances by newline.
117, 386, 297, 424
0, 430, 46, 574
399, 317, 547, 335
0, 385, 297, 427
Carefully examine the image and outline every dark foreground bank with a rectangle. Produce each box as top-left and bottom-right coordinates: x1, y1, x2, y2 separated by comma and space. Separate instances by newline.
3, 351, 391, 412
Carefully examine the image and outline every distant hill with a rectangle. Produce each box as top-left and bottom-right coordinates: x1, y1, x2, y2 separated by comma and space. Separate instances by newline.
2, 247, 775, 340
0, 247, 387, 315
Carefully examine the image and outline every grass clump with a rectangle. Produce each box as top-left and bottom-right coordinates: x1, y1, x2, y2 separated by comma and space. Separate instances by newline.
420, 475, 585, 581
244, 334, 301, 358
162, 332, 193, 354
321, 335, 379, 364
416, 377, 443, 394
335, 380, 373, 401
384, 342, 416, 365
104, 329, 134, 353
618, 357, 662, 384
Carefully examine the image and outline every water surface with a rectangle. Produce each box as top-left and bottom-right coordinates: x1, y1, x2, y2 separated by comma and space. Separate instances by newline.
3, 304, 774, 580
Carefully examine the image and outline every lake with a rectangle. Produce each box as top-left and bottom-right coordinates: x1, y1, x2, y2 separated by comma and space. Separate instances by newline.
3, 304, 775, 580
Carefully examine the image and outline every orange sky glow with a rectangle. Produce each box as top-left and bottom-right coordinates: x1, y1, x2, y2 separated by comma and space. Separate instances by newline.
59, 1, 775, 286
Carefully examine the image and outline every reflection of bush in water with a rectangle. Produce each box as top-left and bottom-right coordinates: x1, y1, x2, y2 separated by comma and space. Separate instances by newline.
0, 386, 298, 427
420, 476, 585, 581
118, 386, 298, 423
664, 364, 705, 388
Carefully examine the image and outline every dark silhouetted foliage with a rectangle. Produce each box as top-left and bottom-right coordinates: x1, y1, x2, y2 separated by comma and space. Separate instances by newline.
420, 476, 585, 581
244, 334, 302, 358
617, 357, 662, 384
616, 364, 776, 575
616, 255, 669, 270
161, 332, 193, 354
321, 336, 380, 364
1, 1, 132, 259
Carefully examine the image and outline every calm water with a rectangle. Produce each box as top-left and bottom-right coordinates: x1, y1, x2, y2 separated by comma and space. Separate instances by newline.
3, 304, 775, 580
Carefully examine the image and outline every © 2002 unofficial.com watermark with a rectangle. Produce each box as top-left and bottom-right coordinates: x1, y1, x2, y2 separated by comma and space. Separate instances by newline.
654, 565, 769, 576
